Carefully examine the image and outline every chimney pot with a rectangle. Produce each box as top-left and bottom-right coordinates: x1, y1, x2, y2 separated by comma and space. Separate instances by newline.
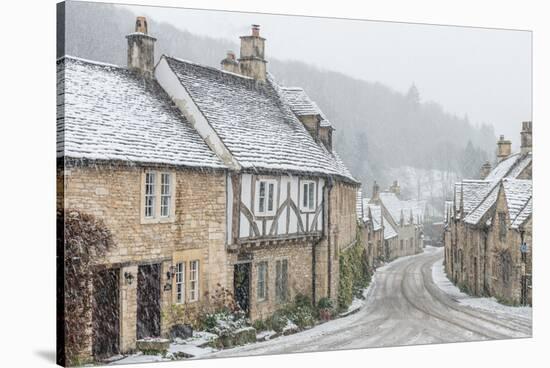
252, 24, 260, 37
480, 161, 492, 179
126, 16, 156, 78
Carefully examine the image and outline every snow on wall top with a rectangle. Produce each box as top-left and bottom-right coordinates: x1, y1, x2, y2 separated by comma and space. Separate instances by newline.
57, 56, 225, 169
163, 56, 355, 182
502, 179, 532, 229
280, 87, 333, 128
463, 153, 532, 226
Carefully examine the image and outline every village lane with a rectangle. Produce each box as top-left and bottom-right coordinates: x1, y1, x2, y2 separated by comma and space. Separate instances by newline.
209, 247, 532, 358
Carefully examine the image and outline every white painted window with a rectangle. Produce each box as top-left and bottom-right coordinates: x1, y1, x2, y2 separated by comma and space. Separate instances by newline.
189, 260, 200, 302
175, 262, 185, 304
160, 173, 172, 217
300, 180, 316, 212
256, 179, 277, 216
257, 261, 268, 301
144, 172, 156, 218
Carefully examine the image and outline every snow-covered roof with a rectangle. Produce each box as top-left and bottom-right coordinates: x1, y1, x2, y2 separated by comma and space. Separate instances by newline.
383, 214, 398, 239
280, 87, 333, 128
379, 192, 423, 226
163, 56, 355, 182
57, 56, 225, 169
461, 180, 491, 215
366, 204, 382, 231
462, 153, 532, 226
502, 179, 532, 229
454, 183, 462, 214
356, 190, 364, 220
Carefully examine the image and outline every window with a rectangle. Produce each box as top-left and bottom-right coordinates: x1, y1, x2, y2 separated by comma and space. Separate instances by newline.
142, 171, 175, 222
400, 240, 404, 250
160, 173, 171, 217
144, 172, 156, 218
275, 259, 288, 303
175, 262, 185, 304
189, 260, 199, 302
498, 212, 507, 242
410, 237, 413, 248
256, 179, 276, 216
257, 262, 268, 301
301, 181, 316, 212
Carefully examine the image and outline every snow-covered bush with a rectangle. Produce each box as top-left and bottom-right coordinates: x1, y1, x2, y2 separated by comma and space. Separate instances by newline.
338, 224, 370, 311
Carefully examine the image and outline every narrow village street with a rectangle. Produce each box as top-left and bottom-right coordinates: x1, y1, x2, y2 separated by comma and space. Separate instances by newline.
209, 247, 532, 358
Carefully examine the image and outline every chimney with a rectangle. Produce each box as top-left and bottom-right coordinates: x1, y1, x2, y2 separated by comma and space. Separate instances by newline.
239, 24, 267, 81
221, 50, 240, 74
389, 180, 401, 197
372, 181, 380, 201
520, 121, 532, 154
126, 16, 156, 78
479, 161, 492, 179
497, 135, 512, 162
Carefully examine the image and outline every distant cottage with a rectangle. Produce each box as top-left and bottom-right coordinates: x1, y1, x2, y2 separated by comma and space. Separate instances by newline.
444, 122, 532, 306
58, 19, 359, 359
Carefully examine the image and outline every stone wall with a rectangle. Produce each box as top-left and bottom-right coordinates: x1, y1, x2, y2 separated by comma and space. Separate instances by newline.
61, 163, 228, 354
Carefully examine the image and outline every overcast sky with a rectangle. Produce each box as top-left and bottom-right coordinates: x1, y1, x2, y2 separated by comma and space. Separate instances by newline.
124, 4, 532, 147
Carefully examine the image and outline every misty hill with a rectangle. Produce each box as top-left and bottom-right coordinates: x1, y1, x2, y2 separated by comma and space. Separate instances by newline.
61, 2, 495, 201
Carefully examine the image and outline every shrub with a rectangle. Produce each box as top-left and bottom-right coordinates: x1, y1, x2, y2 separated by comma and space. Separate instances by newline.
61, 209, 114, 366
317, 297, 333, 310
338, 224, 370, 311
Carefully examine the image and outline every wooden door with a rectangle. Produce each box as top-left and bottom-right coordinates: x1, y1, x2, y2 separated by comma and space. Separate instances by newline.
136, 264, 161, 339
92, 268, 120, 359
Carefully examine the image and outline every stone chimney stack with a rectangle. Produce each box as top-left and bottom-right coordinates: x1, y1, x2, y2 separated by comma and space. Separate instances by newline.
221, 51, 240, 74
389, 180, 401, 197
497, 135, 512, 162
520, 121, 532, 154
479, 161, 492, 179
372, 181, 380, 201
239, 24, 267, 81
126, 16, 156, 78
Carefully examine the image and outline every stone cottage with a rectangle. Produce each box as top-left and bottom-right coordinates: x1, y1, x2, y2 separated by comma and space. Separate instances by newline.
444, 122, 532, 305
58, 18, 359, 360
367, 181, 424, 260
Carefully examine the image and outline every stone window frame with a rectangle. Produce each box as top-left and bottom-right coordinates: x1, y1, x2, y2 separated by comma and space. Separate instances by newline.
172, 249, 202, 304
189, 260, 200, 302
175, 262, 185, 304
300, 180, 316, 213
256, 261, 268, 302
140, 170, 176, 224
255, 178, 277, 217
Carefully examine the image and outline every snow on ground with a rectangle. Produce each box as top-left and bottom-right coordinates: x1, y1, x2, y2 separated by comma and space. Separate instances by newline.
109, 352, 170, 365
432, 257, 532, 319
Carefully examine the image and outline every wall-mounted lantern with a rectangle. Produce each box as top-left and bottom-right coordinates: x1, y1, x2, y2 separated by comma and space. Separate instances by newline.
124, 271, 134, 285
163, 265, 177, 292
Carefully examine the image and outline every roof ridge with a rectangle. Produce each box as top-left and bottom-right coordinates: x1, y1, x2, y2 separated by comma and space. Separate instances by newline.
58, 55, 122, 69
163, 55, 255, 81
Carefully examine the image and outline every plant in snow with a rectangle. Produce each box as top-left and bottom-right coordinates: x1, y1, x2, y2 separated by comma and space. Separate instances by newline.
60, 209, 114, 366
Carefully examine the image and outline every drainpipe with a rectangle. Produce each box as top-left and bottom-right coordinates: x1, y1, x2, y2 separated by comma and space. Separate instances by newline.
326, 178, 334, 299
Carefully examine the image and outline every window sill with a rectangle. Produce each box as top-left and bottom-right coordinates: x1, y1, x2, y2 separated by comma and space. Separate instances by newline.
140, 216, 176, 225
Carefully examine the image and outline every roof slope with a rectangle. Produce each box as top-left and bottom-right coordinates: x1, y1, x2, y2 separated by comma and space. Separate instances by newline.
464, 153, 532, 225
461, 180, 491, 214
502, 179, 532, 229
57, 57, 225, 169
280, 87, 333, 128
163, 56, 354, 181
379, 192, 423, 226
383, 215, 398, 239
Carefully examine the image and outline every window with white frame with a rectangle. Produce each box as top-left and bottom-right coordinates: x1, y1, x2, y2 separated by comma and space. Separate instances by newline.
257, 261, 268, 301
189, 260, 200, 302
256, 179, 276, 216
175, 262, 185, 304
144, 172, 156, 218
160, 173, 172, 217
142, 171, 175, 221
300, 180, 316, 212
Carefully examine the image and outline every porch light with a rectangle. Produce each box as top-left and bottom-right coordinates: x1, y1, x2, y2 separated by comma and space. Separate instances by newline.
124, 271, 134, 285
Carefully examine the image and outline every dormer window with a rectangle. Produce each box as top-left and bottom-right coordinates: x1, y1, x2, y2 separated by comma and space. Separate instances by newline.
255, 179, 277, 216
300, 180, 316, 212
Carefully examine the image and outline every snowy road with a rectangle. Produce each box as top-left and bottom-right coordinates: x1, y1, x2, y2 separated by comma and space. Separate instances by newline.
209, 247, 531, 358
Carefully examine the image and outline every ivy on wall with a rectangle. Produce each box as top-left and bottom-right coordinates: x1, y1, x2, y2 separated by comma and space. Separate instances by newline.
338, 223, 371, 311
